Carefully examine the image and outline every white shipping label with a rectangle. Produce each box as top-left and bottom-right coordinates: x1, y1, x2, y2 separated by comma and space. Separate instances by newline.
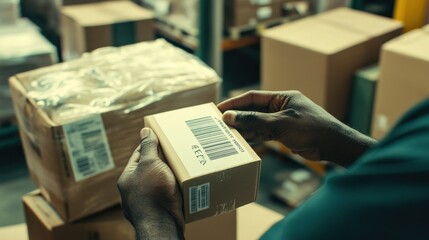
154, 104, 254, 177
189, 183, 210, 214
63, 115, 115, 182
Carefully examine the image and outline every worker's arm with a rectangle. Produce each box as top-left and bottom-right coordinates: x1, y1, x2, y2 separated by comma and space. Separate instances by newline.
217, 90, 377, 167
117, 128, 184, 240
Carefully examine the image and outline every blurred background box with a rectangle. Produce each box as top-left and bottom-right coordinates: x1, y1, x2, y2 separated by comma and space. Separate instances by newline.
0, 20, 57, 124
347, 64, 379, 135
23, 190, 237, 240
60, 1, 154, 61
224, 0, 284, 27
311, 0, 350, 13
372, 26, 429, 139
262, 7, 402, 120
10, 40, 220, 222
0, 0, 20, 25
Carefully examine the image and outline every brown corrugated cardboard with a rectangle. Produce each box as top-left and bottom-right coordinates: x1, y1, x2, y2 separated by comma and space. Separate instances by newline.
262, 7, 402, 120
61, 1, 154, 60
23, 190, 237, 240
144, 103, 261, 223
372, 28, 429, 139
10, 40, 220, 222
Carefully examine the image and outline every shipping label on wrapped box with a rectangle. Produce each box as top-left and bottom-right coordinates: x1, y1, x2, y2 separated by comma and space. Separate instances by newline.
145, 103, 261, 223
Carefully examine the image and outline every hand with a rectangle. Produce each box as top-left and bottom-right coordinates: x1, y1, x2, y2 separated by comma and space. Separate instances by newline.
118, 128, 184, 240
218, 90, 377, 166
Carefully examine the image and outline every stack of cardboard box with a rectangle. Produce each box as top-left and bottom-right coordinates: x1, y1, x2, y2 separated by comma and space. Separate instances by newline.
262, 7, 402, 121
10, 39, 244, 239
372, 25, 429, 139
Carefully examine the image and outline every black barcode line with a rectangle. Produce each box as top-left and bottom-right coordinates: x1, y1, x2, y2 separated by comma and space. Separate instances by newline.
186, 117, 238, 160
190, 186, 197, 214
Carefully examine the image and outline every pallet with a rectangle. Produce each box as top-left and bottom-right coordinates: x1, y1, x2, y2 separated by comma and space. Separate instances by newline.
226, 14, 307, 40
155, 20, 199, 50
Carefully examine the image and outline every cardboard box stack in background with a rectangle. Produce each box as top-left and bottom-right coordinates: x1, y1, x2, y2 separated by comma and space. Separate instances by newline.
372, 26, 429, 139
145, 103, 261, 223
225, 0, 284, 28
23, 190, 237, 240
347, 64, 379, 135
10, 39, 220, 223
262, 7, 402, 120
61, 1, 154, 61
0, 0, 20, 24
0, 19, 57, 124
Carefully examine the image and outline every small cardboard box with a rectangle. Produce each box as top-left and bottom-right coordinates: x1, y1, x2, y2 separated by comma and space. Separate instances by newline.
262, 7, 402, 120
372, 27, 429, 139
60, 1, 154, 60
347, 64, 379, 135
144, 103, 261, 223
23, 190, 237, 240
10, 40, 220, 222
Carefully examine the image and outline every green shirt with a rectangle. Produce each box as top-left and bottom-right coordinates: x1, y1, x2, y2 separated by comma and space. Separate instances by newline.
261, 99, 429, 240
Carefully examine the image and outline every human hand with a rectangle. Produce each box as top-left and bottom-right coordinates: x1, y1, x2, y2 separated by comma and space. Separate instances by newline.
118, 128, 184, 240
218, 91, 376, 166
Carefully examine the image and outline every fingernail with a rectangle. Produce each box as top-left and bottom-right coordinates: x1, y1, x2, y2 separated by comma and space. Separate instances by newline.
140, 128, 150, 139
223, 111, 237, 125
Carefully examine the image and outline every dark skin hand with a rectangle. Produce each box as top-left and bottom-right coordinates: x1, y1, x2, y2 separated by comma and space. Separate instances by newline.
217, 90, 377, 167
118, 91, 378, 239
117, 128, 184, 240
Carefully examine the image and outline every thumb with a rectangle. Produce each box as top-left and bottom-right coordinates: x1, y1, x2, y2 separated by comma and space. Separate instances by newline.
139, 128, 160, 162
222, 110, 273, 130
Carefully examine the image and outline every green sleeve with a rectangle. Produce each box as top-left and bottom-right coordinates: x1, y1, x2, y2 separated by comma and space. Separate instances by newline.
261, 99, 429, 240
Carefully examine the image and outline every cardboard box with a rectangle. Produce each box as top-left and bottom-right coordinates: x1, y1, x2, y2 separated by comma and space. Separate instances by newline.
347, 64, 379, 135
372, 27, 429, 139
23, 190, 236, 240
10, 40, 220, 222
262, 7, 402, 120
61, 1, 154, 60
0, 0, 20, 25
225, 0, 284, 27
144, 103, 261, 223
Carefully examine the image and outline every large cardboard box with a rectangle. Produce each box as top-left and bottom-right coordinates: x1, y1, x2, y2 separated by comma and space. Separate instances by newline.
61, 1, 154, 60
145, 103, 261, 223
23, 190, 237, 240
10, 40, 220, 222
262, 7, 402, 120
372, 27, 429, 139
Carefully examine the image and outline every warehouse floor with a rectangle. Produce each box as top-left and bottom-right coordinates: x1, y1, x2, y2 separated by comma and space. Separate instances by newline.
0, 45, 308, 227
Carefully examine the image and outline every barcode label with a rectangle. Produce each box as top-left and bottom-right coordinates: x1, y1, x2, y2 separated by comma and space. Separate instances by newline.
186, 116, 238, 160
189, 183, 210, 214
63, 115, 115, 182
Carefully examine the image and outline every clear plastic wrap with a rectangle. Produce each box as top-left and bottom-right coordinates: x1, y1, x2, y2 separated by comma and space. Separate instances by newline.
23, 39, 220, 124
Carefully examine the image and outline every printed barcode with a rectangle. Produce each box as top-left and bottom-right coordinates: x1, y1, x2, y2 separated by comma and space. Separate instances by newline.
186, 116, 238, 160
190, 186, 198, 214
189, 183, 210, 214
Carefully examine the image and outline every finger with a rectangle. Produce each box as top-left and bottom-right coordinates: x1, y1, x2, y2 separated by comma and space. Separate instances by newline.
217, 90, 278, 113
139, 127, 160, 162
222, 110, 274, 129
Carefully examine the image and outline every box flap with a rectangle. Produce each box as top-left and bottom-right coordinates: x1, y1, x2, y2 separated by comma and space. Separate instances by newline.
61, 1, 154, 27
263, 7, 402, 55
23, 191, 64, 230
263, 17, 367, 54
383, 28, 429, 62
316, 7, 403, 38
